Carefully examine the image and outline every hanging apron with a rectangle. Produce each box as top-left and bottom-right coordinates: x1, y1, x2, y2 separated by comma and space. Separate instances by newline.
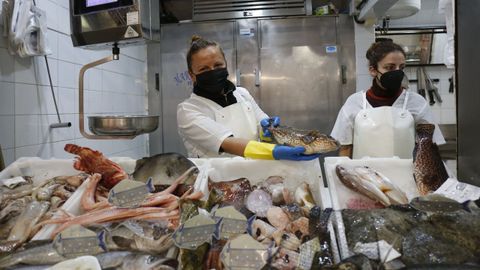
352, 91, 415, 159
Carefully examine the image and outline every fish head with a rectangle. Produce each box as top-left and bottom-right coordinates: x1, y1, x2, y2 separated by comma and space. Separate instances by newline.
311, 134, 340, 153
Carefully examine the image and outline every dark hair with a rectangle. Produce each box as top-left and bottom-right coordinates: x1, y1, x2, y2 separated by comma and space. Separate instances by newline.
366, 41, 406, 68
186, 35, 226, 72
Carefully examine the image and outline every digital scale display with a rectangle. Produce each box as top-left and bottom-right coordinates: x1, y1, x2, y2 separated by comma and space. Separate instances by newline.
86, 0, 118, 8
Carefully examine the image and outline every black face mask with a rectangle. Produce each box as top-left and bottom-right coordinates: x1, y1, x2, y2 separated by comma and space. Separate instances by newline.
376, 69, 405, 97
194, 68, 229, 95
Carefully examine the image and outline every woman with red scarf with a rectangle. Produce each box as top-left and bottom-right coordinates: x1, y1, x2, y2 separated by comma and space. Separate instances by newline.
330, 41, 445, 159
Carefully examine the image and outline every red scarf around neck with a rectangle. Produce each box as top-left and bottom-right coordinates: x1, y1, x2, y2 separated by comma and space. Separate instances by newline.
366, 78, 403, 107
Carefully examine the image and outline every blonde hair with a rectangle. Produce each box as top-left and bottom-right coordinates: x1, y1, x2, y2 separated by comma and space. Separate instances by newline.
186, 35, 226, 72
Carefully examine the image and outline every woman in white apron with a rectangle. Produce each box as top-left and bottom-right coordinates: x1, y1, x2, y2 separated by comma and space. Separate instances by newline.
330, 41, 445, 159
177, 35, 320, 161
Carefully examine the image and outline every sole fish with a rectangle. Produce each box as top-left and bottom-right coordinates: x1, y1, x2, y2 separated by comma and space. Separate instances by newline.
336, 165, 408, 206
413, 124, 449, 195
269, 125, 340, 154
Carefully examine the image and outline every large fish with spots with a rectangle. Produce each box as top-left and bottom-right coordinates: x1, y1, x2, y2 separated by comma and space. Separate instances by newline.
269, 125, 340, 154
413, 124, 449, 195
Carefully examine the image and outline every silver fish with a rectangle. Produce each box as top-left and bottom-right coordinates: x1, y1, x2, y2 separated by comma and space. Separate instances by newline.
96, 251, 177, 270
0, 196, 32, 223
336, 165, 408, 206
7, 201, 50, 243
0, 244, 66, 268
96, 251, 133, 269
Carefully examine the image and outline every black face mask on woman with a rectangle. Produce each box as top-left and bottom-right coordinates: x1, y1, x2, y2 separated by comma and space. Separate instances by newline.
376, 69, 405, 97
193, 68, 229, 95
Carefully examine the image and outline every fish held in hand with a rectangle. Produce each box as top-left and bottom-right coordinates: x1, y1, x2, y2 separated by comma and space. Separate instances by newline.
335, 165, 408, 206
269, 125, 340, 154
413, 124, 449, 195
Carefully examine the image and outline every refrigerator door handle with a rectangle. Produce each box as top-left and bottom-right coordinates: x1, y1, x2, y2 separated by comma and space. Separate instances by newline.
341, 65, 347, 84
254, 68, 261, 86
236, 69, 241, 86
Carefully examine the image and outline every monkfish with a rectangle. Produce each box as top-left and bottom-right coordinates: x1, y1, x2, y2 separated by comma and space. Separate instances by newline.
269, 125, 340, 154
335, 165, 408, 206
413, 124, 449, 195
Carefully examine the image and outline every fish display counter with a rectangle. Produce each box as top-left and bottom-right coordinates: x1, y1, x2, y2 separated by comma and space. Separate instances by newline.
323, 156, 480, 268
0, 145, 340, 269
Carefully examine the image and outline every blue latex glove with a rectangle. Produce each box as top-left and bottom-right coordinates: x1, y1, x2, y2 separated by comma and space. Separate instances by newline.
272, 145, 321, 161
260, 116, 281, 138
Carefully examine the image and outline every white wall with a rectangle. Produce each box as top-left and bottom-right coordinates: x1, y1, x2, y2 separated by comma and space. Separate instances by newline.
354, 22, 375, 92
0, 0, 149, 166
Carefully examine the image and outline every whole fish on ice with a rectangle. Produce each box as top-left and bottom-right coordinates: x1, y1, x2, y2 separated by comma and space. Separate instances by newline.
335, 165, 408, 206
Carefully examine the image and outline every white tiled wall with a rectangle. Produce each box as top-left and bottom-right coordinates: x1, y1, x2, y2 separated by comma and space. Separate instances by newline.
405, 66, 456, 124
0, 0, 149, 166
354, 22, 375, 92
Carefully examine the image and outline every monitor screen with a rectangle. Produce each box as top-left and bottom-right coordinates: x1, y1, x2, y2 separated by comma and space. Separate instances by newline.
86, 0, 118, 7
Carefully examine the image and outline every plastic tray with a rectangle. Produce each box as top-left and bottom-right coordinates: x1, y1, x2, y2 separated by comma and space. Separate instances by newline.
323, 157, 420, 260
189, 157, 341, 263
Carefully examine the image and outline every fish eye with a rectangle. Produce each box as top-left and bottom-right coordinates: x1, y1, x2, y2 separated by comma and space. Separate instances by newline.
147, 256, 157, 264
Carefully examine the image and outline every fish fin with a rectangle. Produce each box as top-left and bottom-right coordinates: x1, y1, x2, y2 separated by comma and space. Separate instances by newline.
97, 230, 107, 251
412, 143, 418, 161
214, 217, 223, 240
146, 177, 155, 193
246, 215, 256, 236
462, 201, 472, 213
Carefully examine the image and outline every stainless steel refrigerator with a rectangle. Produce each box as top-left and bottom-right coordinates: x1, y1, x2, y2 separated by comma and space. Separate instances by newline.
148, 15, 356, 155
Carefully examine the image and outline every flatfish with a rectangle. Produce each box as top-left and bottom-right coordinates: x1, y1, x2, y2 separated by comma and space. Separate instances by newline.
413, 124, 449, 195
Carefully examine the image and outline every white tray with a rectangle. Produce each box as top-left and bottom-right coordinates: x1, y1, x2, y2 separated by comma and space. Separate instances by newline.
189, 157, 341, 263
324, 157, 420, 260
324, 157, 419, 211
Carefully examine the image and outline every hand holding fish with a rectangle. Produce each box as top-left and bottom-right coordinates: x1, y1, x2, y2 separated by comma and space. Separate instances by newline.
260, 116, 281, 140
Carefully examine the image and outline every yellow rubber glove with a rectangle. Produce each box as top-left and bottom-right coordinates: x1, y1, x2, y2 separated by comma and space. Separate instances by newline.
244, 141, 320, 161
243, 141, 275, 160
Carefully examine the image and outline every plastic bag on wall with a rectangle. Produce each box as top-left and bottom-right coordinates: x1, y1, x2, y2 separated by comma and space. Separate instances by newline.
7, 0, 50, 57
439, 0, 454, 69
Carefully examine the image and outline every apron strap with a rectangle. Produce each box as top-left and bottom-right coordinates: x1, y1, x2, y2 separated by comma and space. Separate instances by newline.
362, 91, 368, 110
402, 90, 409, 111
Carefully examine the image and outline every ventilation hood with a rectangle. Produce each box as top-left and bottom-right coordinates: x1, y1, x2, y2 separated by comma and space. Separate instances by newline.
193, 0, 312, 21
357, 0, 420, 21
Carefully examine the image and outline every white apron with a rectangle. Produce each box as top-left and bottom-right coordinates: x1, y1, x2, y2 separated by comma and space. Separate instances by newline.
214, 101, 259, 141
352, 91, 415, 159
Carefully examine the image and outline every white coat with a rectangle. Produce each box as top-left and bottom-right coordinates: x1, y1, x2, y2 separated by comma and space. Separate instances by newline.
177, 87, 268, 158
331, 90, 446, 149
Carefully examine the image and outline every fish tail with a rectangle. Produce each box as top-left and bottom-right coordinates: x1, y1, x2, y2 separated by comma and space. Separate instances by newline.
146, 177, 155, 193
214, 217, 223, 240
98, 230, 107, 251
246, 215, 256, 236
462, 201, 472, 213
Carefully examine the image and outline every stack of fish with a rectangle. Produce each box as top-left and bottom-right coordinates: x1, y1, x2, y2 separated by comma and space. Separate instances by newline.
0, 174, 88, 254
176, 176, 335, 270
0, 144, 205, 269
